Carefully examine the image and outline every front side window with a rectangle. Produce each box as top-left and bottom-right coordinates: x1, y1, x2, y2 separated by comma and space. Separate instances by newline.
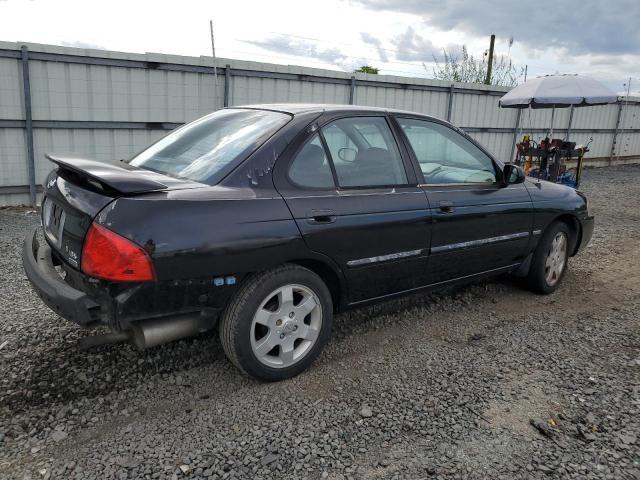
397, 118, 496, 184
129, 108, 291, 184
322, 117, 408, 187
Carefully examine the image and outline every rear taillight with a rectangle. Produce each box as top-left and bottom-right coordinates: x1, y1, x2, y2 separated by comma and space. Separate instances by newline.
81, 223, 155, 282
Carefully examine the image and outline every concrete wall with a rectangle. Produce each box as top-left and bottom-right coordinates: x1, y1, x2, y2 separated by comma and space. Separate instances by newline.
1, 40, 639, 206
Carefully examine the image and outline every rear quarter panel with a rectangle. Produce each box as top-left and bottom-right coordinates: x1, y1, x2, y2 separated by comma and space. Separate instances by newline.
95, 187, 309, 281
92, 187, 331, 326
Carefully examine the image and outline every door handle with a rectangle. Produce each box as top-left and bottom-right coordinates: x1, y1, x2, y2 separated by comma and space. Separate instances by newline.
308, 209, 337, 224
438, 201, 455, 213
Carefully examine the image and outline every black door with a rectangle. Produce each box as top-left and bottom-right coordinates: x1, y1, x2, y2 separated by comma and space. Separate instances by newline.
394, 116, 533, 283
274, 113, 432, 303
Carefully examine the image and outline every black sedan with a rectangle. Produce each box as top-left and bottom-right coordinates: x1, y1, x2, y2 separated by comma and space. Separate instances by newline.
23, 104, 594, 381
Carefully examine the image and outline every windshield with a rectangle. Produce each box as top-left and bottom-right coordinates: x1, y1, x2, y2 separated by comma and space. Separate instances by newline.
129, 108, 291, 184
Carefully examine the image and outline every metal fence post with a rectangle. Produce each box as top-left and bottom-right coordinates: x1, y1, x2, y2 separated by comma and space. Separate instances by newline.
224, 65, 231, 107
349, 76, 356, 105
566, 105, 574, 141
609, 100, 623, 164
446, 84, 454, 122
510, 109, 522, 163
20, 45, 37, 207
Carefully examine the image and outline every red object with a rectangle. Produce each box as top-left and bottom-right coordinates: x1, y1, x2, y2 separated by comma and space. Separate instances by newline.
81, 223, 155, 282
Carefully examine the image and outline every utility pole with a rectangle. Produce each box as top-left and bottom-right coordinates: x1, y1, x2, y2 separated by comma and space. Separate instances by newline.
610, 78, 630, 164
485, 34, 495, 85
210, 20, 218, 110
617, 77, 632, 161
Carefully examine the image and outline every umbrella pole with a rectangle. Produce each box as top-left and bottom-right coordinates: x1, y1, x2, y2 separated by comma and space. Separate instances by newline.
549, 105, 555, 139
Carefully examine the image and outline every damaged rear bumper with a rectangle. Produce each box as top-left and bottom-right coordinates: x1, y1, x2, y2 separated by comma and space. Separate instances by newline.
22, 227, 101, 326
23, 227, 219, 348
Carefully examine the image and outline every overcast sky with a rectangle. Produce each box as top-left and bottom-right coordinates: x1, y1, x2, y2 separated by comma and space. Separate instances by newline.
1, 0, 638, 94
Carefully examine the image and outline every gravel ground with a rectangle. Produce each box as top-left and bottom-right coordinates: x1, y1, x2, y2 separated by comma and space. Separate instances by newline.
1, 165, 639, 480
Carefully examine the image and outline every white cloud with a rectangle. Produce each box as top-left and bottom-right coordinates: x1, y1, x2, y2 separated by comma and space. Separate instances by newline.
0, 0, 636, 93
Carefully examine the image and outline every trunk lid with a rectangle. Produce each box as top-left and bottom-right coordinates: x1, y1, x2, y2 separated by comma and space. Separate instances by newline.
42, 154, 204, 269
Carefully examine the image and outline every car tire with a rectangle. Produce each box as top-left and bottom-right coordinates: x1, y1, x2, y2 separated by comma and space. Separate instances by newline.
219, 264, 333, 381
527, 221, 571, 294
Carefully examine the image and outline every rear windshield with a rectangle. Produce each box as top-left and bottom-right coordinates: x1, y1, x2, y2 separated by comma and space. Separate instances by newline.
129, 108, 291, 184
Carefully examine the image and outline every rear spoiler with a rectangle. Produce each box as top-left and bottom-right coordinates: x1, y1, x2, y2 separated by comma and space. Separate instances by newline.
46, 154, 168, 194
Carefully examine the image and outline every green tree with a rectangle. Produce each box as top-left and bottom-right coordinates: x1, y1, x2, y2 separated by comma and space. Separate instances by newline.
355, 66, 379, 74
428, 46, 523, 87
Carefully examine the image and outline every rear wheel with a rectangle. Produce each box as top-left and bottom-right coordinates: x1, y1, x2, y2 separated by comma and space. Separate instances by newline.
527, 221, 570, 294
219, 264, 333, 381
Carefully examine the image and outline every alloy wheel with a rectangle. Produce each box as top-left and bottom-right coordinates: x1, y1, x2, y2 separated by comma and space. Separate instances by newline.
250, 284, 322, 368
544, 232, 567, 287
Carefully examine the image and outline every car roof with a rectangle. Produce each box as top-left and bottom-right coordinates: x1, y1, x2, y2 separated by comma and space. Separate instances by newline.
231, 103, 440, 120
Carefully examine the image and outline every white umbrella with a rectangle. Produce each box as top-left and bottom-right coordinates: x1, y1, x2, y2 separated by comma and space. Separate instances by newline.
499, 74, 617, 108
500, 74, 618, 138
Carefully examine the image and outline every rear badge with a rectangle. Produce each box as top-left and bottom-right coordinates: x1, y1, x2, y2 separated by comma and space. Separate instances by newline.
63, 241, 79, 268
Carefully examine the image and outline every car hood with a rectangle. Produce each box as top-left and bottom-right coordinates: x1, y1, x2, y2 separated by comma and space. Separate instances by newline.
524, 177, 587, 211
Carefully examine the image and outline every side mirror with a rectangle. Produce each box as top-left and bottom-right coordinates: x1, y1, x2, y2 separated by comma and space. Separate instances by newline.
502, 164, 525, 186
338, 147, 357, 162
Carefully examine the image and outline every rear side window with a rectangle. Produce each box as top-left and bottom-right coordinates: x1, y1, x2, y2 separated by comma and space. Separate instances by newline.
129, 108, 291, 185
321, 117, 408, 187
289, 134, 335, 189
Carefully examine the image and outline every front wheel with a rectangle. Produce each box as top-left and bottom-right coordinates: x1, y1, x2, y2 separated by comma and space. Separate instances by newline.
527, 221, 570, 294
219, 264, 333, 381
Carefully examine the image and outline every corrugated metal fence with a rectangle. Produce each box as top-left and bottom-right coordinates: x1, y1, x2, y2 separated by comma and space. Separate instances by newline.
1, 40, 639, 206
